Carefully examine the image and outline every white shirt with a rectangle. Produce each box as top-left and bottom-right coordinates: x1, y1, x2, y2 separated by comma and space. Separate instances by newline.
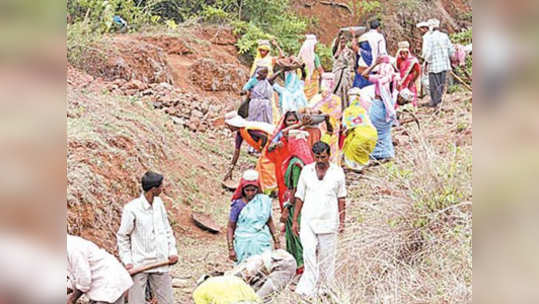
423, 30, 455, 73
117, 194, 178, 272
363, 29, 388, 64
295, 163, 347, 234
67, 235, 133, 303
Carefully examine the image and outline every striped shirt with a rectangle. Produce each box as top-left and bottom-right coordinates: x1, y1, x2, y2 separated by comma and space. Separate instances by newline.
423, 30, 455, 74
117, 194, 178, 273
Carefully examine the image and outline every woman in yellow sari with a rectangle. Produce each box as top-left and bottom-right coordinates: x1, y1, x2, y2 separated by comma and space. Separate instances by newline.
298, 34, 324, 100
308, 72, 342, 164
250, 39, 284, 124
342, 88, 377, 171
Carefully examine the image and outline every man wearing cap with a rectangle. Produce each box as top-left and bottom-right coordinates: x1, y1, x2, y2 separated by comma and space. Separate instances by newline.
117, 171, 178, 304
421, 18, 455, 107
223, 111, 277, 192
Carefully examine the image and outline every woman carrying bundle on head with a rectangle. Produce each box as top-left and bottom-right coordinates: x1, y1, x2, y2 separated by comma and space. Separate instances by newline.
308, 73, 342, 164
298, 34, 324, 101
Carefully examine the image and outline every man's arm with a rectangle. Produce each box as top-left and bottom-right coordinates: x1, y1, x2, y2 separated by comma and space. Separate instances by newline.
337, 169, 347, 233
67, 251, 91, 304
161, 202, 178, 264
338, 197, 346, 233
66, 288, 83, 304
116, 207, 135, 269
292, 170, 307, 236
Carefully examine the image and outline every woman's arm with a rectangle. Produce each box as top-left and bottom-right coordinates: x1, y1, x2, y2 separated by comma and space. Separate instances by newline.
361, 61, 378, 77
224, 147, 240, 181
266, 216, 281, 249
272, 39, 285, 58
227, 220, 237, 261
268, 70, 283, 85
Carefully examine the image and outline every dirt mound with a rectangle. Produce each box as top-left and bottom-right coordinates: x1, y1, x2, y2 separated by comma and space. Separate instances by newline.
294, 0, 472, 54
190, 58, 249, 92
74, 36, 174, 84
140, 36, 193, 55
66, 67, 241, 253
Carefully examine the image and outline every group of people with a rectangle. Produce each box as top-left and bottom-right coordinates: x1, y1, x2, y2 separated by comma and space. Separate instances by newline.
68, 171, 178, 304
67, 17, 460, 304
220, 16, 459, 302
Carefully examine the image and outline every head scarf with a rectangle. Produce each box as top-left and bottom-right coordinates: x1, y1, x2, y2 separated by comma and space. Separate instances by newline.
257, 40, 272, 52
298, 34, 317, 80
368, 55, 399, 123
231, 170, 262, 201
396, 41, 410, 58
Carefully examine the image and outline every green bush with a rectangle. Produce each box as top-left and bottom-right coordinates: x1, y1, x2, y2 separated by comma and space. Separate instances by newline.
67, 0, 158, 33
451, 27, 472, 45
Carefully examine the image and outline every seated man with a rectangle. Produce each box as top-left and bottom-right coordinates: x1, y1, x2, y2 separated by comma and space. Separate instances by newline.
193, 249, 297, 304
67, 235, 133, 304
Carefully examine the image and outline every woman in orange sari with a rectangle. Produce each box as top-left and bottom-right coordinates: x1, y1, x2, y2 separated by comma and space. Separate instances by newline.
223, 111, 277, 193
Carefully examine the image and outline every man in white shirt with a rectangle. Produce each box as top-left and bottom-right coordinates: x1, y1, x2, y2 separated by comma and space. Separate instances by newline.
292, 141, 347, 297
67, 235, 133, 304
362, 19, 388, 65
117, 171, 178, 304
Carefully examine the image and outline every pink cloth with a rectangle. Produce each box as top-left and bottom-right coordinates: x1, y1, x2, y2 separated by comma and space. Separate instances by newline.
298, 36, 317, 80
396, 51, 420, 106
451, 44, 467, 67
368, 56, 399, 123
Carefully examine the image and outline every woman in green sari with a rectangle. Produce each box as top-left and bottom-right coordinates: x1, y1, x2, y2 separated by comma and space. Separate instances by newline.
279, 129, 314, 274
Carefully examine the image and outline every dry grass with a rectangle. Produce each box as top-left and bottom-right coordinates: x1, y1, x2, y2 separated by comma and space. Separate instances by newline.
271, 99, 472, 304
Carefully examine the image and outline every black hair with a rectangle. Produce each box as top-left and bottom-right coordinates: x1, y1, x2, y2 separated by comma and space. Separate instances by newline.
242, 184, 259, 197
141, 171, 163, 192
284, 111, 299, 124
312, 141, 331, 155
369, 19, 381, 29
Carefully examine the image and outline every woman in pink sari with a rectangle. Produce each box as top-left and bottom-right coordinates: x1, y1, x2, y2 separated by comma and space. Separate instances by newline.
395, 41, 421, 106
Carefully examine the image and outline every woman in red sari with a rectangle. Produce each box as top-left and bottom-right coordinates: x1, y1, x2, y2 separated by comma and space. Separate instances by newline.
395, 41, 421, 106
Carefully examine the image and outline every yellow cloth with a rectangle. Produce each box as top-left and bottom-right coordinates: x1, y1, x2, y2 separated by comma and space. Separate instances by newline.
250, 52, 274, 77
342, 100, 377, 168
309, 93, 342, 164
193, 276, 261, 304
303, 69, 320, 101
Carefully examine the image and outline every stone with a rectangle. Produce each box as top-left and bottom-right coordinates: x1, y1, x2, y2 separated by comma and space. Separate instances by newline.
123, 79, 147, 91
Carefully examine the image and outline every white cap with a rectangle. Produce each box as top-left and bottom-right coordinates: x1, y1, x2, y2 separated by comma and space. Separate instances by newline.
416, 21, 429, 28
428, 18, 440, 29
224, 111, 246, 128
242, 169, 259, 181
